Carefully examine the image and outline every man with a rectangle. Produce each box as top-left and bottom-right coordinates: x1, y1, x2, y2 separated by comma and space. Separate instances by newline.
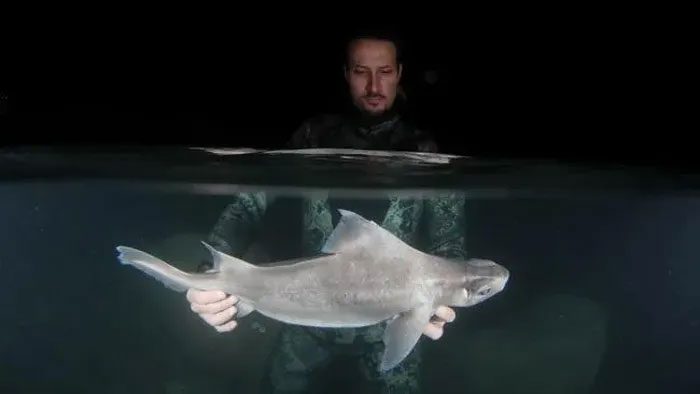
187, 28, 466, 393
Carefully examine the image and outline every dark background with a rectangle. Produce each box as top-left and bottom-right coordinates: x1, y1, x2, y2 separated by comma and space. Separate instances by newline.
1, 13, 680, 164
0, 12, 696, 392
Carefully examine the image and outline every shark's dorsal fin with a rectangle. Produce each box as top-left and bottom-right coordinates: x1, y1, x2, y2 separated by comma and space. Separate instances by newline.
321, 209, 381, 253
321, 209, 390, 254
201, 241, 256, 273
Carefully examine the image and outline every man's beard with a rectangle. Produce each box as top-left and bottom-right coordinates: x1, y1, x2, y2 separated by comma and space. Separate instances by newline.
359, 94, 390, 115
354, 99, 398, 128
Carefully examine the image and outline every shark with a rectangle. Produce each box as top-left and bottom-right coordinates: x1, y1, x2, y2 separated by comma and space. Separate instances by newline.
116, 209, 509, 371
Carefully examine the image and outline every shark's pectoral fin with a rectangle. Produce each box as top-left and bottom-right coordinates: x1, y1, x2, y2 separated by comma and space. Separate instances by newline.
235, 300, 255, 318
380, 304, 434, 372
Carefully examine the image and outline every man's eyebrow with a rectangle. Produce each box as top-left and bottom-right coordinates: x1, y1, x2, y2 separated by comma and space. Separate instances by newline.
351, 64, 394, 70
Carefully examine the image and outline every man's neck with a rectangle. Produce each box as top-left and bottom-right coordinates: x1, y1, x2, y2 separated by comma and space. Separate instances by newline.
357, 109, 399, 127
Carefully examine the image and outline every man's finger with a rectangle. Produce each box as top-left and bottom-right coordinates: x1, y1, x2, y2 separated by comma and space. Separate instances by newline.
434, 306, 456, 323
191, 294, 238, 314
215, 320, 238, 333
423, 322, 444, 340
430, 319, 446, 328
202, 306, 237, 327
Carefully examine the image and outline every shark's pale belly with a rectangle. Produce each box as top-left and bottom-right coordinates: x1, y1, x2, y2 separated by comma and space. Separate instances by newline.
253, 304, 392, 328
252, 285, 415, 328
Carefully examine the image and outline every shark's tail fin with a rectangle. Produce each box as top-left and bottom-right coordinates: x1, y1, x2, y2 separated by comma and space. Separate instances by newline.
116, 246, 198, 292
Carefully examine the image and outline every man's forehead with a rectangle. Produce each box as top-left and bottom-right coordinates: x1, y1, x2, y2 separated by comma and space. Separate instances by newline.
348, 38, 398, 65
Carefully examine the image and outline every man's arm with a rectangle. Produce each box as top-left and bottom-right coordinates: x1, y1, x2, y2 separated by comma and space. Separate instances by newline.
286, 119, 313, 149
286, 114, 343, 149
413, 130, 466, 258
416, 136, 467, 340
188, 118, 317, 332
286, 117, 325, 149
187, 116, 317, 332
417, 193, 467, 341
424, 193, 468, 260
205, 191, 269, 258
188, 191, 270, 332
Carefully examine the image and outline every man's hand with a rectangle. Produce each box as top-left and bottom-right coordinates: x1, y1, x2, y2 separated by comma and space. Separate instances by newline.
422, 306, 456, 340
186, 289, 239, 333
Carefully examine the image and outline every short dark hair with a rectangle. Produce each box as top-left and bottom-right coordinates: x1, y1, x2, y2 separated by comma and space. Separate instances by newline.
343, 26, 404, 67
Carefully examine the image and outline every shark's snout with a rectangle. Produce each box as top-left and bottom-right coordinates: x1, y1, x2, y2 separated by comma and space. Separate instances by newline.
494, 266, 510, 292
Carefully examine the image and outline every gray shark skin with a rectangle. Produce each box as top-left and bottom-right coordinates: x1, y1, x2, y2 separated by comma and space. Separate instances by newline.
116, 209, 509, 371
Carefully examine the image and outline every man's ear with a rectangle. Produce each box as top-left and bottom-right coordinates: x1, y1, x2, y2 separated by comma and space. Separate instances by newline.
397, 64, 403, 81
343, 65, 350, 82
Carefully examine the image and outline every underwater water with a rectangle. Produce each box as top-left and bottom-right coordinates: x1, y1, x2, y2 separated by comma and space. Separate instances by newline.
0, 147, 698, 393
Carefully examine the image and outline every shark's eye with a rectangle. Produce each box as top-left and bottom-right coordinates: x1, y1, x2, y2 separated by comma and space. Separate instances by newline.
477, 287, 492, 296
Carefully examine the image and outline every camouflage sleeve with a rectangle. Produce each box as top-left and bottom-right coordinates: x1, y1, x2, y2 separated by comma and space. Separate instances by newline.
416, 135, 439, 153
205, 191, 268, 257
286, 119, 316, 149
408, 125, 439, 153
413, 130, 465, 258
423, 193, 467, 259
286, 114, 342, 149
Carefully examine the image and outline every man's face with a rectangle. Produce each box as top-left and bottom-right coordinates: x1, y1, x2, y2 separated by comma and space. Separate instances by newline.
345, 38, 402, 116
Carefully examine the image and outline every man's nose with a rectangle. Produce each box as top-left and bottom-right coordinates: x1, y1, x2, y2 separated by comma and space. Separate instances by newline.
366, 75, 380, 94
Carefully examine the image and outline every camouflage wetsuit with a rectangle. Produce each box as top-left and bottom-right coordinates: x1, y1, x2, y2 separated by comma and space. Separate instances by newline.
206, 111, 467, 393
